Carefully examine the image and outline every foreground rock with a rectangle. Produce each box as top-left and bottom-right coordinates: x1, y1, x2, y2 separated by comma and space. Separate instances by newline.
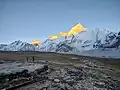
0, 63, 48, 89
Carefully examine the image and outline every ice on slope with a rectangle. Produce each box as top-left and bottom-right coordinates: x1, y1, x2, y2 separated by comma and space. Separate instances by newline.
0, 29, 120, 58
39, 39, 59, 52
67, 29, 108, 51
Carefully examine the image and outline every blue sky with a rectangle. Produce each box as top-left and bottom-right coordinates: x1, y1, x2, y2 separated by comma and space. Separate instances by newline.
0, 0, 120, 44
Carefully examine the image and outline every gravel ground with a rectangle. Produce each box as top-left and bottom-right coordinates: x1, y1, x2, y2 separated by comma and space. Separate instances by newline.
0, 53, 120, 90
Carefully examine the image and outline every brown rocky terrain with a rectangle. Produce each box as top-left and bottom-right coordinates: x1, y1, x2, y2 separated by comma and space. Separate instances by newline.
0, 52, 120, 90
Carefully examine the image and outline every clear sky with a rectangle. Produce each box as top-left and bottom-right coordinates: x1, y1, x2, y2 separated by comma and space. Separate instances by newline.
0, 0, 120, 44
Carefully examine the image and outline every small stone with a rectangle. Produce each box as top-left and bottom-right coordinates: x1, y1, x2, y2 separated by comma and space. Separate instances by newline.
1, 89, 6, 90
54, 79, 60, 83
47, 87, 62, 90
94, 82, 105, 88
63, 76, 71, 81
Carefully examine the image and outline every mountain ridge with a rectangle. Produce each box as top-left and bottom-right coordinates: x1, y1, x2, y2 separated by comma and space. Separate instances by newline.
0, 29, 120, 58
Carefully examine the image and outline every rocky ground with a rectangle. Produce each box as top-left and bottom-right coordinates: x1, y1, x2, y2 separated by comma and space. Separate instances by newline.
0, 52, 120, 90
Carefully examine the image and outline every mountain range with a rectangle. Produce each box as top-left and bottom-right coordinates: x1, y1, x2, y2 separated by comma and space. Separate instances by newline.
0, 28, 120, 58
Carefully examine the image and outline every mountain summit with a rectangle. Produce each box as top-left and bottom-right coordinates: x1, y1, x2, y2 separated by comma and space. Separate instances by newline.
0, 29, 120, 58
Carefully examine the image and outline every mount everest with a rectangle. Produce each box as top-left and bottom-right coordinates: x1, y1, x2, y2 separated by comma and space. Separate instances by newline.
0, 29, 120, 58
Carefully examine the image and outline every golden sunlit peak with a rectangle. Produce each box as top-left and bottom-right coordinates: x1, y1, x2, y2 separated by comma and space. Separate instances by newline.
49, 35, 59, 40
58, 32, 68, 37
68, 23, 87, 36
32, 40, 42, 45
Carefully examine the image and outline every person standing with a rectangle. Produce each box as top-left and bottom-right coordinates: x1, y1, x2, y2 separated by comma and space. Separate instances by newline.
26, 57, 28, 62
32, 56, 35, 62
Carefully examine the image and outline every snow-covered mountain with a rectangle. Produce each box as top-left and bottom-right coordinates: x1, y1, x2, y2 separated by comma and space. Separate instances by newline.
56, 29, 119, 52
0, 29, 120, 58
0, 40, 36, 51
39, 40, 59, 52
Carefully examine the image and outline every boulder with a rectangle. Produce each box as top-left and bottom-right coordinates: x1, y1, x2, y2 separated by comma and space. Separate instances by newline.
35, 65, 48, 74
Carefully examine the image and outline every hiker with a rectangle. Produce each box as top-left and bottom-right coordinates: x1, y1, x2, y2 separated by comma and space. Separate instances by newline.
26, 57, 28, 62
32, 56, 35, 62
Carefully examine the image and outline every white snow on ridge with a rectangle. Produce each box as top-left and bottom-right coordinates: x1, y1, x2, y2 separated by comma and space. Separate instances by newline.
66, 29, 108, 51
0, 29, 120, 59
57, 29, 120, 58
